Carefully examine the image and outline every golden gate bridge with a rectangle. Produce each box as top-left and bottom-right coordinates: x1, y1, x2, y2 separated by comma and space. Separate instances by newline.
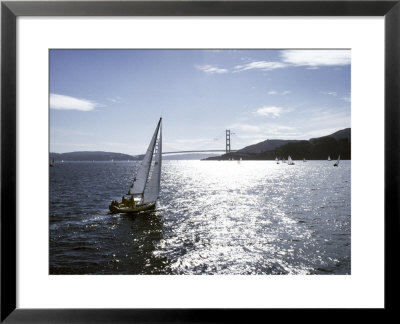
162, 130, 237, 155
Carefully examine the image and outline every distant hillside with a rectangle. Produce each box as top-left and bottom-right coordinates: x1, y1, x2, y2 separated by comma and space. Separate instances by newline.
205, 128, 351, 160
49, 151, 218, 161
310, 128, 351, 143
49, 151, 143, 161
238, 139, 299, 154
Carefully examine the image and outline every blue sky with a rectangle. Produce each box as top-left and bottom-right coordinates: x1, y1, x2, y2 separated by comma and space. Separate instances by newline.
50, 49, 350, 155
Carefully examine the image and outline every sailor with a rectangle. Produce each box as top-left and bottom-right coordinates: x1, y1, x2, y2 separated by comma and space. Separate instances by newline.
128, 196, 135, 207
122, 196, 128, 205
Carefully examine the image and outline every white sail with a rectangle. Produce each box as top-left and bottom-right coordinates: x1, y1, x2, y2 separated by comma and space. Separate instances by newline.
129, 119, 161, 195
288, 155, 295, 165
328, 156, 331, 161
335, 155, 340, 165
143, 123, 162, 204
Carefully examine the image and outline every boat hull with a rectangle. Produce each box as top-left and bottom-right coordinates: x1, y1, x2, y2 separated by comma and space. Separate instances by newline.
109, 201, 156, 214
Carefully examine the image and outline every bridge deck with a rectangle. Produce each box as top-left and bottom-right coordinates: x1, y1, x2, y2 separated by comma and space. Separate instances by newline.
162, 150, 237, 155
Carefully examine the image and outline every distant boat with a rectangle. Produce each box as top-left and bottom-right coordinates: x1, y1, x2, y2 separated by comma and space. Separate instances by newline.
109, 118, 162, 213
303, 158, 306, 162
288, 155, 295, 165
61, 160, 64, 163
328, 156, 331, 161
49, 157, 55, 167
276, 157, 279, 164
333, 155, 340, 167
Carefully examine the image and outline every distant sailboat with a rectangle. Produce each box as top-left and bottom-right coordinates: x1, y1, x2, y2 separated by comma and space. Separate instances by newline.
49, 157, 55, 167
303, 158, 306, 162
109, 118, 162, 213
276, 157, 279, 164
333, 155, 340, 167
288, 155, 295, 165
328, 156, 331, 161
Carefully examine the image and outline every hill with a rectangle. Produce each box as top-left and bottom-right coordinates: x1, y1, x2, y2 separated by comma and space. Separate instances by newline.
49, 151, 142, 161
310, 128, 351, 143
237, 139, 299, 154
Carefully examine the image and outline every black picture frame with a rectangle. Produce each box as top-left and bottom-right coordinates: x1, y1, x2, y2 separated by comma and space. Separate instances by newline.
1, 0, 399, 322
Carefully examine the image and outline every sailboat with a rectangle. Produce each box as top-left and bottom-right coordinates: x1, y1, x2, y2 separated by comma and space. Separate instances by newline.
275, 157, 279, 164
49, 157, 55, 167
328, 156, 331, 161
109, 118, 162, 213
288, 155, 295, 165
333, 155, 340, 167
303, 158, 306, 162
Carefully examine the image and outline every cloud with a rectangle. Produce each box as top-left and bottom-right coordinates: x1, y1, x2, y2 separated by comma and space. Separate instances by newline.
196, 64, 228, 74
268, 90, 291, 96
281, 50, 351, 67
107, 96, 122, 103
234, 61, 287, 72
321, 91, 338, 97
50, 93, 99, 111
253, 106, 283, 118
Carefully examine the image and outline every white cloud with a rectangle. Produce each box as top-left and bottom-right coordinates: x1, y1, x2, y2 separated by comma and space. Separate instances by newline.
50, 93, 99, 111
234, 61, 287, 72
269, 90, 291, 95
196, 64, 228, 74
321, 91, 338, 97
107, 96, 122, 103
253, 106, 283, 118
281, 50, 351, 67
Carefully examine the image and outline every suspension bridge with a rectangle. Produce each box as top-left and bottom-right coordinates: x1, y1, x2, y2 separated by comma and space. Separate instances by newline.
162, 130, 237, 155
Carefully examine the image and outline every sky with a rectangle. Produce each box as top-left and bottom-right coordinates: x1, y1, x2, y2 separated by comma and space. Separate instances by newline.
50, 49, 351, 155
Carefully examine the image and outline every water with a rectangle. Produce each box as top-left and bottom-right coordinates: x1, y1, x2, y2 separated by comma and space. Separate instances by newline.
50, 160, 351, 275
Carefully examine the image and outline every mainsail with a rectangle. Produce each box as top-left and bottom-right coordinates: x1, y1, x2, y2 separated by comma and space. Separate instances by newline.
128, 119, 162, 196
143, 126, 162, 204
335, 155, 340, 165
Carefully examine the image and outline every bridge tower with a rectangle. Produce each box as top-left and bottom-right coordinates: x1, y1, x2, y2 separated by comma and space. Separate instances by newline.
226, 130, 231, 154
